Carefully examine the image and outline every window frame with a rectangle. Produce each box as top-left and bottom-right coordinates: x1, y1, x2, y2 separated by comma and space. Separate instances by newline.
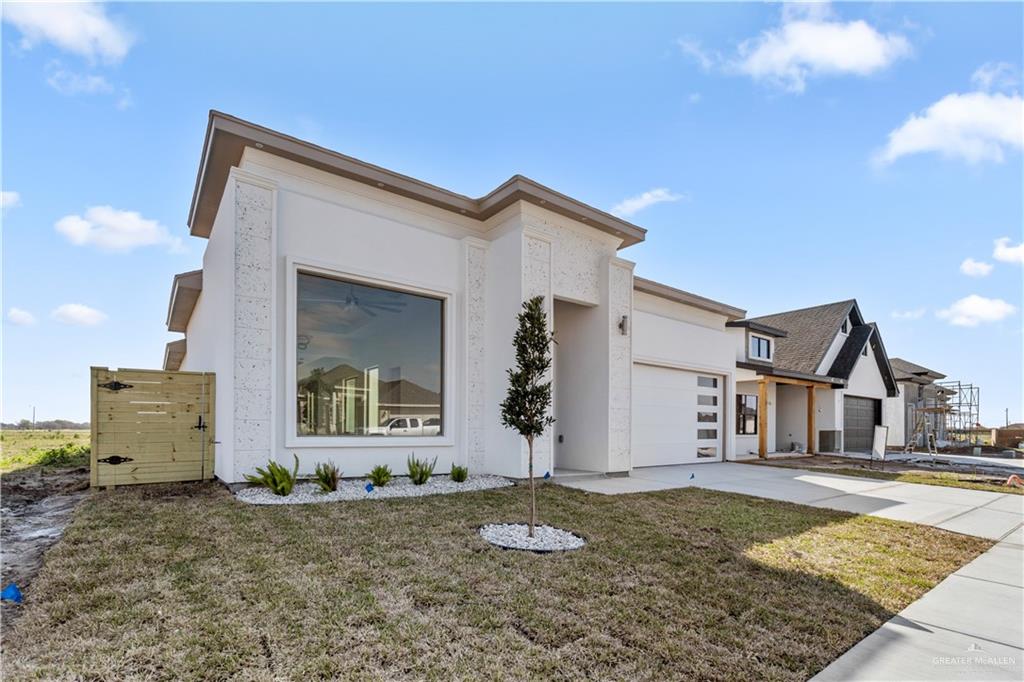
285, 258, 456, 448
736, 394, 758, 435
749, 334, 772, 362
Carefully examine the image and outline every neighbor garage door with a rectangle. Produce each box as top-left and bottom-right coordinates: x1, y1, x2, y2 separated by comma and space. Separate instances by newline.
843, 395, 880, 453
632, 364, 723, 466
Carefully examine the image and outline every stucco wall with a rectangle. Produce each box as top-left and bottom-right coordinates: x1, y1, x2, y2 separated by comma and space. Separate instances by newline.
775, 384, 808, 452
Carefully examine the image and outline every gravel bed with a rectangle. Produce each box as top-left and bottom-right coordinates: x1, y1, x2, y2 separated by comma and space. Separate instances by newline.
235, 474, 512, 505
479, 523, 586, 553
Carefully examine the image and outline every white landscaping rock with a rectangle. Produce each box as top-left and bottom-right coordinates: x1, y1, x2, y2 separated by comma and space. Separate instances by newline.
235, 474, 512, 506
479, 523, 586, 552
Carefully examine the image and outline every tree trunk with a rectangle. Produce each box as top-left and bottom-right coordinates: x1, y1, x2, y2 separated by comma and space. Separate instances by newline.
527, 435, 536, 537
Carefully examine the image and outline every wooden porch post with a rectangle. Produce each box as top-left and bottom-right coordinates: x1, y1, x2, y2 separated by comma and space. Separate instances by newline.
806, 385, 816, 454
758, 377, 768, 458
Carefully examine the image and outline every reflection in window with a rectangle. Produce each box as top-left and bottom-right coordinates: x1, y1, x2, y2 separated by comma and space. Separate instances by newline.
749, 336, 771, 361
697, 446, 717, 458
697, 429, 718, 440
737, 395, 758, 435
697, 376, 718, 389
697, 395, 718, 406
296, 272, 443, 437
697, 411, 718, 423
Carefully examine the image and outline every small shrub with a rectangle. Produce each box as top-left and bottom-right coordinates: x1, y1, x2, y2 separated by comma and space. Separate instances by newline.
407, 453, 437, 485
450, 464, 468, 483
314, 461, 341, 492
368, 464, 392, 487
38, 443, 90, 467
244, 454, 299, 496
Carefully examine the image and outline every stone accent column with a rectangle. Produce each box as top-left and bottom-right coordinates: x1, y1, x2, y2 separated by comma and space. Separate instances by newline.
232, 174, 275, 480
607, 257, 634, 471
522, 230, 554, 476
463, 237, 488, 470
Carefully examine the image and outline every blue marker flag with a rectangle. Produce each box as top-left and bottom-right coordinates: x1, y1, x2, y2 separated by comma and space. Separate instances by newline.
364, 483, 374, 493
2, 583, 23, 603
689, 473, 695, 480
543, 471, 551, 479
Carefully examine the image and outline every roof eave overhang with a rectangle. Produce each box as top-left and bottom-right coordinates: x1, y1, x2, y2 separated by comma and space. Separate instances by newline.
163, 339, 186, 371
166, 270, 203, 333
188, 111, 647, 247
736, 361, 846, 386
725, 319, 789, 337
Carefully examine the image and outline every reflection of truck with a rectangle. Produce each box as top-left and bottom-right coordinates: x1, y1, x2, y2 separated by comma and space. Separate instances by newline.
370, 416, 442, 436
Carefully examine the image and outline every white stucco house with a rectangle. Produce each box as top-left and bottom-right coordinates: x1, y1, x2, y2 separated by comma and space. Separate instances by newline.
166, 112, 899, 483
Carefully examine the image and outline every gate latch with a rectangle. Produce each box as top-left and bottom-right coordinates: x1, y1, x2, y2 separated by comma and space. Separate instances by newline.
193, 415, 208, 432
97, 456, 134, 465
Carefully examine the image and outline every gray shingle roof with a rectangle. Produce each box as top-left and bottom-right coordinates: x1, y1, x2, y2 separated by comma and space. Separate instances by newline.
890, 358, 946, 381
744, 300, 856, 375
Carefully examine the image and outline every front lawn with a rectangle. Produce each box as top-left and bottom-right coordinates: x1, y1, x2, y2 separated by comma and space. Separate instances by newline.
2, 482, 988, 681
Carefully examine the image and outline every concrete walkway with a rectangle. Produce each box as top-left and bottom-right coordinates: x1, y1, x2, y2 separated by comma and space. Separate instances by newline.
557, 463, 1023, 680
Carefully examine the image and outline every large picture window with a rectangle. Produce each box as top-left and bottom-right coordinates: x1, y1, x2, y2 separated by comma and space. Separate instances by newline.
737, 394, 758, 435
295, 272, 443, 437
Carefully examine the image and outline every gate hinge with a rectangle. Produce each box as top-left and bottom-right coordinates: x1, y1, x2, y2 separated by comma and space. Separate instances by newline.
97, 455, 134, 465
98, 380, 133, 392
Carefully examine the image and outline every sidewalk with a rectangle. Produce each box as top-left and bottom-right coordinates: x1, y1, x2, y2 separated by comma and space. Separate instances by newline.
813, 527, 1023, 681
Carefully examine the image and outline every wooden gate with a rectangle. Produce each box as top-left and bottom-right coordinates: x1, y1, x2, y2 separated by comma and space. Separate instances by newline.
91, 367, 215, 487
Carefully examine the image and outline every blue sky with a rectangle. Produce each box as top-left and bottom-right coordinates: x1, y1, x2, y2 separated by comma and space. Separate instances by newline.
2, 2, 1022, 426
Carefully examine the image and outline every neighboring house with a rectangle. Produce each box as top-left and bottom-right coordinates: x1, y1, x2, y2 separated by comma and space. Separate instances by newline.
165, 112, 900, 482
725, 300, 899, 456
886, 358, 949, 448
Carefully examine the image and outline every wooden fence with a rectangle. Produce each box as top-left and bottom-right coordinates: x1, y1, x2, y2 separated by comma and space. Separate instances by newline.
91, 367, 215, 487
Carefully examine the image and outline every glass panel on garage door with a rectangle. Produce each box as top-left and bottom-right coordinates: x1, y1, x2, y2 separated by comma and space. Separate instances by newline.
631, 365, 724, 466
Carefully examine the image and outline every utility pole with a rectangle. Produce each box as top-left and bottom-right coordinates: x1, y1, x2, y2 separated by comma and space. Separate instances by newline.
1007, 408, 1010, 427
31, 406, 35, 428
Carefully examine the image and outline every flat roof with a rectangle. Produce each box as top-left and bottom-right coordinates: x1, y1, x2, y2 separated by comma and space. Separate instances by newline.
188, 111, 647, 247
633, 276, 745, 320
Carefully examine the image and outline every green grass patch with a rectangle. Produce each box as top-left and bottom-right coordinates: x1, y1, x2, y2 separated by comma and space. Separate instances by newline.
1, 430, 90, 472
2, 481, 988, 681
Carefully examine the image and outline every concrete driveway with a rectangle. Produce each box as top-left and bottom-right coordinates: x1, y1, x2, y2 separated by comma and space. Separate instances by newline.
557, 462, 1024, 680
559, 462, 1023, 541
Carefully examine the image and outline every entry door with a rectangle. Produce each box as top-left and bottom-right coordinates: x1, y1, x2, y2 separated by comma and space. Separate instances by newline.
844, 396, 880, 452
632, 364, 724, 466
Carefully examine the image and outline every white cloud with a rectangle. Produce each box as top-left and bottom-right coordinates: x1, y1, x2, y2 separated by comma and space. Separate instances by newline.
611, 188, 688, 218
1, 190, 21, 209
936, 295, 1016, 327
891, 308, 926, 320
680, 4, 911, 93
55, 206, 184, 253
51, 303, 107, 326
959, 257, 994, 277
688, 92, 702, 104
2, 1, 134, 63
993, 237, 1024, 264
7, 307, 37, 326
45, 61, 113, 95
876, 89, 1023, 166
678, 38, 717, 72
971, 62, 1020, 92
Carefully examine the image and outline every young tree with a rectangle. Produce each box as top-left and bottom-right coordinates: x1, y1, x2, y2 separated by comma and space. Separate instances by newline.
500, 295, 556, 537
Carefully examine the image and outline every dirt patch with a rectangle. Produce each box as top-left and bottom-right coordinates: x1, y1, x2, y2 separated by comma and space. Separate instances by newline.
936, 443, 1022, 458
1, 466, 90, 627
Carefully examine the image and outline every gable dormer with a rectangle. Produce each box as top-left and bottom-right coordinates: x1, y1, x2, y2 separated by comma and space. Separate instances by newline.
725, 319, 787, 365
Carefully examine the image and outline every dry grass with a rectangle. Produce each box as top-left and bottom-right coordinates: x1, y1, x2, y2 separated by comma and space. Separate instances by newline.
751, 456, 1023, 496
2, 482, 988, 681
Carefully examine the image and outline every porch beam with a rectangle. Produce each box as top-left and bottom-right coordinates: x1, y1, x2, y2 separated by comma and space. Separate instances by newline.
806, 386, 816, 454
758, 377, 768, 458
764, 375, 834, 389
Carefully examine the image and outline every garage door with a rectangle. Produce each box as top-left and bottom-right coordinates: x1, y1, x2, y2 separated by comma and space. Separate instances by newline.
632, 364, 723, 466
844, 396, 880, 453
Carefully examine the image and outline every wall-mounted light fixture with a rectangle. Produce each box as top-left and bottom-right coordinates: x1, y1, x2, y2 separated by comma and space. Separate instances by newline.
618, 315, 629, 335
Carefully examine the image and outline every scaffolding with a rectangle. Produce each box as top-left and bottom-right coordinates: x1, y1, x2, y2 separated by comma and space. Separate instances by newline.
936, 380, 981, 443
